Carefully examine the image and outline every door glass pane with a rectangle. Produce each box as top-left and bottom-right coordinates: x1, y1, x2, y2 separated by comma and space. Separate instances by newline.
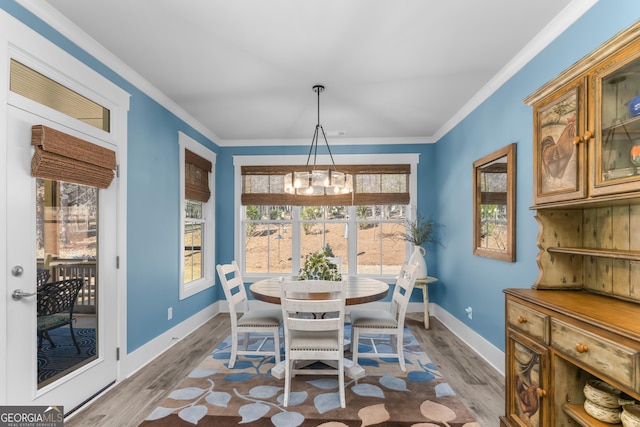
599, 57, 640, 183
36, 178, 98, 388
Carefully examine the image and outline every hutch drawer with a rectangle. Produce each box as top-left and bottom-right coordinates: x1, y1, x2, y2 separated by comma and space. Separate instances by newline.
550, 318, 639, 392
506, 299, 549, 344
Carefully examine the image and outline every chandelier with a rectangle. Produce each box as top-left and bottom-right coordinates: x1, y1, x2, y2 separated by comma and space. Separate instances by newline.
284, 85, 353, 196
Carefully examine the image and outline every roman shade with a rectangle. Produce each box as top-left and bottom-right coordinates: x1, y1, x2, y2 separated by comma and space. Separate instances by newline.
185, 149, 212, 202
242, 164, 410, 206
31, 125, 116, 188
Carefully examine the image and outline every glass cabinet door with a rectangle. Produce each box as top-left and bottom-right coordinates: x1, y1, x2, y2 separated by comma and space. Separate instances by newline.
592, 45, 640, 196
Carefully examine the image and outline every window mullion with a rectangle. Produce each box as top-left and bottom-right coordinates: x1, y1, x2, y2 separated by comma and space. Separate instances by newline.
347, 206, 356, 276
292, 207, 302, 273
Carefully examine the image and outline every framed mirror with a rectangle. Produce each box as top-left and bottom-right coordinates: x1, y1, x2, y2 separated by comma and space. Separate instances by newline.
473, 143, 516, 262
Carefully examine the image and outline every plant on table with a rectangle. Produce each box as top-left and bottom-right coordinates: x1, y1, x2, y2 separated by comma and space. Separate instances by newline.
298, 246, 341, 281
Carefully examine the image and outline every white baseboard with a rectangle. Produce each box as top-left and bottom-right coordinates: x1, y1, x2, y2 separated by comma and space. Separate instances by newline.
119, 302, 221, 379
428, 303, 505, 376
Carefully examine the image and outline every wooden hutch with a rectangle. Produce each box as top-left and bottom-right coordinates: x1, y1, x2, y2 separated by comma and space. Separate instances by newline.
501, 20, 640, 427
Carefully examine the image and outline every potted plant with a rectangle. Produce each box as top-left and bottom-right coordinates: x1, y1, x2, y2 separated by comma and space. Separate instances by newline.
404, 215, 442, 279
298, 247, 342, 281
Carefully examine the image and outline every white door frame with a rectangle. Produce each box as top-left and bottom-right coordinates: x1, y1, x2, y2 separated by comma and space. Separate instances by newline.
0, 9, 129, 405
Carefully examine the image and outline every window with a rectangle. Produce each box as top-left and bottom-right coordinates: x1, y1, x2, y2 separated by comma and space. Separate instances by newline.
179, 132, 216, 299
10, 59, 110, 132
236, 154, 418, 278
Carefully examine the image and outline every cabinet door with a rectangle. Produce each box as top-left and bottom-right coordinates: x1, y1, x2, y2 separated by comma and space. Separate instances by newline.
506, 330, 550, 427
532, 77, 588, 205
590, 38, 640, 197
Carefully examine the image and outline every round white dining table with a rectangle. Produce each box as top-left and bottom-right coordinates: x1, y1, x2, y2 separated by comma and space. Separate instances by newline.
249, 276, 389, 306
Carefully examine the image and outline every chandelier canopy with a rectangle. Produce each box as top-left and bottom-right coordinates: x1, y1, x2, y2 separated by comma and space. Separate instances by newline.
283, 85, 353, 196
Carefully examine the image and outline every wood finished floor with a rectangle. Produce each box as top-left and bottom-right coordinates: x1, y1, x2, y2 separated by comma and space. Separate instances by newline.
65, 313, 504, 427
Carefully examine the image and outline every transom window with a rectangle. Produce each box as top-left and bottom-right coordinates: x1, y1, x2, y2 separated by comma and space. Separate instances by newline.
10, 59, 110, 132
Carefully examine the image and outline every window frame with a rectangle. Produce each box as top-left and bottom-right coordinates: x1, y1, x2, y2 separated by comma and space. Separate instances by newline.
179, 132, 216, 299
234, 153, 420, 280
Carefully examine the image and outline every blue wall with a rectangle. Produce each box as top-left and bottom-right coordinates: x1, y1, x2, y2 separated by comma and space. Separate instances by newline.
433, 1, 640, 350
3, 0, 640, 355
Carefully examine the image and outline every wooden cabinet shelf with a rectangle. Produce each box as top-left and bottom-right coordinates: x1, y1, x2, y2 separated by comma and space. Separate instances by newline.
602, 113, 640, 137
562, 403, 616, 427
547, 246, 640, 261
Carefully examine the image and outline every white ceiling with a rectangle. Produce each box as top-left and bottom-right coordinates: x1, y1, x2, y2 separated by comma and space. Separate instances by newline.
33, 0, 594, 146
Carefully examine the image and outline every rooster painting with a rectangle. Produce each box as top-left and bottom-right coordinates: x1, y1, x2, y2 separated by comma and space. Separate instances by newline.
540, 116, 576, 180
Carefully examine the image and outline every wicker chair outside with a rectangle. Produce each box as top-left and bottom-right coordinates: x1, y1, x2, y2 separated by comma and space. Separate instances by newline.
37, 278, 84, 354
36, 268, 50, 289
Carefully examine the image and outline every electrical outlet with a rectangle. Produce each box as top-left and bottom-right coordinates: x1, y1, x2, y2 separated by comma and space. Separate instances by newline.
168, 307, 173, 320
465, 306, 473, 320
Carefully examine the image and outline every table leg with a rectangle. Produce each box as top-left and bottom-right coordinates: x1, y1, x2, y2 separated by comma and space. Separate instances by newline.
422, 283, 429, 329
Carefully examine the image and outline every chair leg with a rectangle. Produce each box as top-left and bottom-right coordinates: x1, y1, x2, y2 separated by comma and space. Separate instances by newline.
229, 331, 238, 368
283, 358, 292, 407
351, 327, 359, 365
43, 331, 56, 348
396, 333, 406, 371
242, 332, 250, 350
273, 329, 281, 364
69, 324, 81, 354
338, 358, 346, 408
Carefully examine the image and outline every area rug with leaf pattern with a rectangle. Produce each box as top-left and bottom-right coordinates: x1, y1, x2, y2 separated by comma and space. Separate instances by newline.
139, 325, 479, 426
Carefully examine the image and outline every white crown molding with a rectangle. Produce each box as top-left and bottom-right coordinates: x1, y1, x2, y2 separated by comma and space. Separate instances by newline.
232, 152, 420, 167
15, 0, 222, 145
16, 0, 597, 148
222, 135, 435, 147
432, 0, 598, 142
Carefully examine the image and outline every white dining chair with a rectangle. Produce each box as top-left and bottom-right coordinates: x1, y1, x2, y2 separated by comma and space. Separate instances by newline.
216, 261, 282, 368
280, 279, 347, 408
350, 261, 419, 371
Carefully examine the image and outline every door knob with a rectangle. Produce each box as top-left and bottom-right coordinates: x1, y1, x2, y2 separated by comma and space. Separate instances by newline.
11, 265, 24, 277
12, 289, 36, 300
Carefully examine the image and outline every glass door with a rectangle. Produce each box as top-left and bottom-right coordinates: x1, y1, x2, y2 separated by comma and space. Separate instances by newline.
592, 43, 640, 196
5, 106, 117, 413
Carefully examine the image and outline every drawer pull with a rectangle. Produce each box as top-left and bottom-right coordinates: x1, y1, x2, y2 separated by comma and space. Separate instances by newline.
517, 316, 527, 324
537, 388, 547, 398
576, 343, 589, 353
